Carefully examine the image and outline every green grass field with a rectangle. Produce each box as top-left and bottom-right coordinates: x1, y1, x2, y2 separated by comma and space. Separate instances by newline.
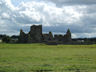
0, 43, 96, 72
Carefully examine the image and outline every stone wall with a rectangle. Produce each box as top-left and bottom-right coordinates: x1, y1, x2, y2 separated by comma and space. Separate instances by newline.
42, 31, 53, 42
18, 29, 28, 43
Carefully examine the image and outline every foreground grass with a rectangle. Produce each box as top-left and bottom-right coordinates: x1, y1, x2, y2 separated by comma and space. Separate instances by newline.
0, 43, 96, 72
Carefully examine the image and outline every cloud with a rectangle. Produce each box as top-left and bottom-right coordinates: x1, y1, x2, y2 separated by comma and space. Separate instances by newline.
0, 0, 96, 38
1, 13, 10, 19
45, 0, 96, 6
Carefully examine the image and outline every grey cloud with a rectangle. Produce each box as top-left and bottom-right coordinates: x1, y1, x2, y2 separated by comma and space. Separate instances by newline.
45, 0, 96, 6
43, 24, 95, 33
14, 16, 42, 24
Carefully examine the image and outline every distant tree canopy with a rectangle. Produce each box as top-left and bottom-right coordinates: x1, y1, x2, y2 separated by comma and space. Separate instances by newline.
11, 35, 19, 39
2, 35, 11, 43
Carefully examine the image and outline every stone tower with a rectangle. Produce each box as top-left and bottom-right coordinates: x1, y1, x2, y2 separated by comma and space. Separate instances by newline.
29, 25, 42, 42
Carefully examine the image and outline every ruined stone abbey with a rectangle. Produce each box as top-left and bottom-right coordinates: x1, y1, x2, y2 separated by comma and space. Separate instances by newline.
18, 25, 72, 44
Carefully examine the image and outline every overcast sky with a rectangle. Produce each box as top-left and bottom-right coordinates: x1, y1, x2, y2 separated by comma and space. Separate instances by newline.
0, 0, 96, 38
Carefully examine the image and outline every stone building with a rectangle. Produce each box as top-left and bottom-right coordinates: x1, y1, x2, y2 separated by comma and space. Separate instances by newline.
18, 25, 72, 44
19, 25, 42, 43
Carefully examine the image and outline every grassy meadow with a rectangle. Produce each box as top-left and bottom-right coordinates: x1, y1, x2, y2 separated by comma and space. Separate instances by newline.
0, 43, 96, 72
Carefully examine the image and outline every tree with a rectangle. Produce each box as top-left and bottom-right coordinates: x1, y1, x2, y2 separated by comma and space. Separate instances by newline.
2, 35, 11, 43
